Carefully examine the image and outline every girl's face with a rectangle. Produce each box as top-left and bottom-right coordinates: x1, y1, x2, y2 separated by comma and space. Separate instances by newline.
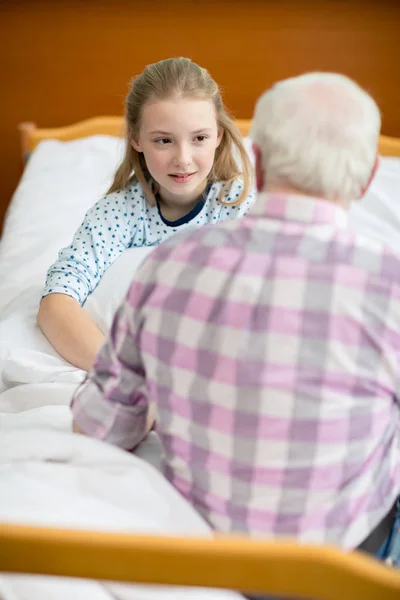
132, 97, 222, 207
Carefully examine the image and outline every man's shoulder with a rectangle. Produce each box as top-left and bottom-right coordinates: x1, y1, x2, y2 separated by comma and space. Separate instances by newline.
149, 220, 238, 261
344, 228, 400, 284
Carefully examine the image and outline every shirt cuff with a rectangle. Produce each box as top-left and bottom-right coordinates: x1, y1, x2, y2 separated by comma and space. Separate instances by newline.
42, 285, 83, 305
71, 378, 149, 450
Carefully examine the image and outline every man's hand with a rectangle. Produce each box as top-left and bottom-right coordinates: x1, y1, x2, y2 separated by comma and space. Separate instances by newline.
72, 420, 85, 434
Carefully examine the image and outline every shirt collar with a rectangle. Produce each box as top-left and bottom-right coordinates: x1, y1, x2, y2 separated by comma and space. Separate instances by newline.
249, 192, 349, 229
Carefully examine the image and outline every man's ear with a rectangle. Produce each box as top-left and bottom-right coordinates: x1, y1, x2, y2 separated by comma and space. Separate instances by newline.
360, 155, 379, 197
252, 143, 264, 192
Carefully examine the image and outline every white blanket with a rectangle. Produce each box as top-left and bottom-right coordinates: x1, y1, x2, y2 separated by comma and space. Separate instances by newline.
0, 385, 241, 600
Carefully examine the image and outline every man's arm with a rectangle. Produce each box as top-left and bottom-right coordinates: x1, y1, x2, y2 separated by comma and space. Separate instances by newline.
72, 402, 156, 439
70, 275, 155, 450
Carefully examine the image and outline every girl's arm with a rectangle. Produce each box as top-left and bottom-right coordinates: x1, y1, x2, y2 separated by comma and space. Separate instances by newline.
37, 293, 105, 371
38, 191, 143, 369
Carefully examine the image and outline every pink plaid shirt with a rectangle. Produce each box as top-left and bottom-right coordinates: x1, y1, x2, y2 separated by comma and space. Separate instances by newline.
71, 192, 400, 549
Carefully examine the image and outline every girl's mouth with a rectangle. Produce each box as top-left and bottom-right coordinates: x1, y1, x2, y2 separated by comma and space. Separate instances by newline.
168, 172, 196, 184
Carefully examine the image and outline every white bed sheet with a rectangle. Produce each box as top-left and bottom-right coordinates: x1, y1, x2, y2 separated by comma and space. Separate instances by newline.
1, 135, 400, 599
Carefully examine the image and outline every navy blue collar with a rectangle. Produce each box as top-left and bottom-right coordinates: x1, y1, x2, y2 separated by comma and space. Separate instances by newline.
156, 182, 212, 227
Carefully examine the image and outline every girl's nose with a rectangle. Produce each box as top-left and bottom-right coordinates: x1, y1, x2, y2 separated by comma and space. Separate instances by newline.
173, 145, 191, 168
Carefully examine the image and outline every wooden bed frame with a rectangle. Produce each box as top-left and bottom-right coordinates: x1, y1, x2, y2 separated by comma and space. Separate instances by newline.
1, 522, 399, 599
2, 2, 400, 594
19, 117, 400, 160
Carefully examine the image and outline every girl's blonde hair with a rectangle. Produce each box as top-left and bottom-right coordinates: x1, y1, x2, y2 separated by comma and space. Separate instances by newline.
107, 57, 252, 206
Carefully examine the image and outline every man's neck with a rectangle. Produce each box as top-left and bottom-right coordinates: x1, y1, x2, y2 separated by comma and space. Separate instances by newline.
262, 184, 348, 210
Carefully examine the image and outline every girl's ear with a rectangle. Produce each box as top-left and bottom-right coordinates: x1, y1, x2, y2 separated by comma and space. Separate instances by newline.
216, 127, 223, 148
131, 137, 142, 152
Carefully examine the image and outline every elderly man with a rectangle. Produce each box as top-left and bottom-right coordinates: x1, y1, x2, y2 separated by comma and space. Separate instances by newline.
71, 73, 400, 571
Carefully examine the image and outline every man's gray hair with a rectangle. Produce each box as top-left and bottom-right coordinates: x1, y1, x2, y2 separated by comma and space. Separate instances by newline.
250, 72, 381, 203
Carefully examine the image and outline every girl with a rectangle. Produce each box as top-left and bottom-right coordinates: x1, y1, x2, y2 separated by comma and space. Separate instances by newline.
37, 57, 255, 371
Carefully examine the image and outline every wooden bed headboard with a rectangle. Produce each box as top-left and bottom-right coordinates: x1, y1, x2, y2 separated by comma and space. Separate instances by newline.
1, 0, 400, 232
19, 118, 400, 162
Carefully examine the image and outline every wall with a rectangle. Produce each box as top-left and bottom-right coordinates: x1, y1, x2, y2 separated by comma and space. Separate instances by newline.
1, 0, 399, 230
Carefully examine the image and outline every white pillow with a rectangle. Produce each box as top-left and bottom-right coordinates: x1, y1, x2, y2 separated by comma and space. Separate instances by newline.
0, 247, 154, 392
0, 135, 125, 314
0, 135, 128, 391
349, 157, 400, 251
84, 246, 154, 333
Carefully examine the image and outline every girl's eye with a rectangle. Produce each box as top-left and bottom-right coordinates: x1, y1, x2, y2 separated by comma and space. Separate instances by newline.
155, 138, 171, 145
194, 135, 208, 143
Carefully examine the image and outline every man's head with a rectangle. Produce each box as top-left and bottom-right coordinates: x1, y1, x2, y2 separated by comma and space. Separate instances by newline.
251, 72, 381, 206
